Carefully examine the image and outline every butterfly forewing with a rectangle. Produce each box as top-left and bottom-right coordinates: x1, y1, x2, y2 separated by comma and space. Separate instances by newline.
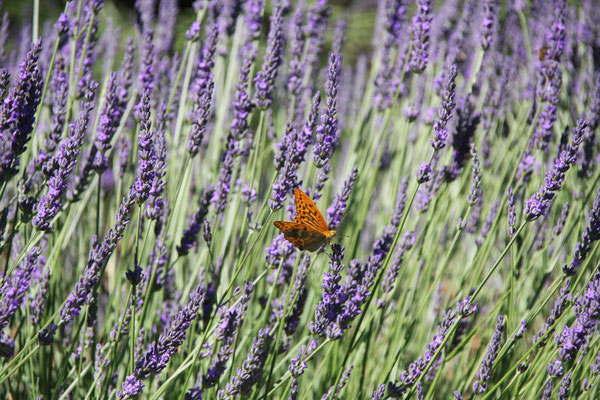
293, 188, 329, 232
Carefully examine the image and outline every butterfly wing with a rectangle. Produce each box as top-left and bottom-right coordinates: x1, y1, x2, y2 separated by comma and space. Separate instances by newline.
273, 221, 327, 252
293, 188, 329, 232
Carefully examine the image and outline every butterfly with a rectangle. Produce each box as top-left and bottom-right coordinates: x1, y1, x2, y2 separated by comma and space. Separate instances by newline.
273, 188, 337, 252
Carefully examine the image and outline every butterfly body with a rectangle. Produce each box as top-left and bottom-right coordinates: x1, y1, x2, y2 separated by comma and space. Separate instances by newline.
273, 188, 336, 252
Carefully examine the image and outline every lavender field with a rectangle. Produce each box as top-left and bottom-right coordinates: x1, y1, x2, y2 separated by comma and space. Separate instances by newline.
1, 0, 600, 398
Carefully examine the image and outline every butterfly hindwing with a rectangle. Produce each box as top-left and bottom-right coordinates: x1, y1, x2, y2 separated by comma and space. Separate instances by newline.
293, 188, 329, 232
273, 221, 327, 251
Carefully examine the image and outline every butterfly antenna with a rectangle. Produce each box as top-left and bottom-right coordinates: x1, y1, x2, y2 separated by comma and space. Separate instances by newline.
338, 211, 350, 226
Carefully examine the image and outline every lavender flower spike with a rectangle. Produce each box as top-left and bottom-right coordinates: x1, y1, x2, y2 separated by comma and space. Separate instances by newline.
0, 40, 43, 180
218, 328, 274, 398
431, 65, 458, 151
326, 166, 358, 229
563, 187, 600, 275
473, 315, 504, 393
133, 88, 156, 205
525, 120, 587, 221
33, 110, 91, 232
253, 5, 284, 109
313, 52, 341, 168
408, 0, 431, 73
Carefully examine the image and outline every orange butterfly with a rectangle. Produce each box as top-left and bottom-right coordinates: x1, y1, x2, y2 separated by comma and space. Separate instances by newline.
273, 188, 337, 252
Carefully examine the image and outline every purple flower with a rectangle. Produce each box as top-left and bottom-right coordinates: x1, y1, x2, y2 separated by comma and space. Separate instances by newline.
70, 72, 124, 201
287, 10, 306, 96
59, 188, 136, 324
326, 166, 358, 229
308, 244, 346, 338
408, 0, 431, 73
431, 65, 458, 151
534, 279, 571, 346
0, 247, 40, 332
30, 262, 50, 326
288, 338, 318, 377
117, 376, 144, 400
218, 328, 273, 398
270, 92, 321, 210
39, 56, 69, 178
467, 146, 482, 205
320, 364, 353, 400
133, 89, 156, 205
554, 273, 600, 363
137, 29, 156, 101
132, 282, 206, 384
387, 308, 458, 396
203, 282, 254, 388
473, 315, 504, 393
0, 40, 43, 179
535, 4, 566, 149
525, 120, 587, 221
38, 322, 56, 346
176, 188, 213, 257
480, 0, 497, 50
558, 372, 571, 400
374, 0, 405, 111
146, 103, 167, 220
313, 53, 341, 168
33, 110, 91, 232
444, 96, 481, 182
416, 162, 432, 183
187, 19, 218, 157
185, 21, 202, 42
253, 5, 284, 109
507, 186, 516, 237
563, 188, 600, 275
377, 232, 415, 308
244, 0, 265, 41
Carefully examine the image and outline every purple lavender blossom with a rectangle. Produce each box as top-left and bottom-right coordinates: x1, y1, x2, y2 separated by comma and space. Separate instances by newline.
39, 55, 69, 178
253, 5, 284, 109
387, 308, 458, 396
176, 188, 213, 256
132, 282, 206, 385
218, 328, 273, 398
525, 120, 587, 221
534, 279, 571, 346
287, 10, 306, 97
480, 0, 497, 50
467, 145, 481, 205
377, 232, 415, 308
563, 188, 600, 275
244, 0, 265, 42
431, 65, 458, 151
133, 89, 156, 205
416, 162, 432, 184
211, 44, 255, 215
59, 188, 136, 324
33, 110, 92, 232
0, 247, 40, 332
507, 186, 516, 237
0, 40, 43, 179
558, 372, 571, 400
554, 273, 600, 363
326, 166, 358, 229
446, 95, 481, 181
146, 103, 167, 220
187, 19, 218, 157
409, 0, 431, 73
373, 0, 405, 111
473, 315, 504, 393
38, 322, 56, 346
202, 282, 254, 388
313, 53, 341, 168
270, 92, 321, 210
30, 263, 50, 326
308, 244, 346, 338
535, 3, 566, 149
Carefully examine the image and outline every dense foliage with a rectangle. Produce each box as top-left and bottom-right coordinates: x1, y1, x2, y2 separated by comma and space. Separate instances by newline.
0, 0, 600, 399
